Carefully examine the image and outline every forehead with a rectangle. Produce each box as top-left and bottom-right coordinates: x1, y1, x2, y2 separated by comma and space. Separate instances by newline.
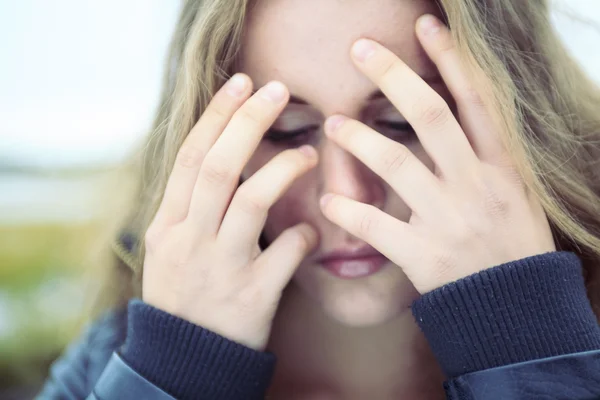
239, 0, 442, 112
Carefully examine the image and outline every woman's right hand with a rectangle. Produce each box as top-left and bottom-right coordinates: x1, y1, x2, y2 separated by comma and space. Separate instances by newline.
142, 74, 319, 351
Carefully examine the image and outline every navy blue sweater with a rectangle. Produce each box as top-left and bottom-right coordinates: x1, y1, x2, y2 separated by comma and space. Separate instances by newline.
102, 251, 600, 399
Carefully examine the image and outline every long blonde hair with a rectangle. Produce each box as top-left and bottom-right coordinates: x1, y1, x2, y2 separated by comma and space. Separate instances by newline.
98, 0, 600, 318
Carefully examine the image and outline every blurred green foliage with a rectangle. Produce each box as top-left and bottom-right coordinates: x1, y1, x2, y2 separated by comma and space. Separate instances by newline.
0, 223, 101, 391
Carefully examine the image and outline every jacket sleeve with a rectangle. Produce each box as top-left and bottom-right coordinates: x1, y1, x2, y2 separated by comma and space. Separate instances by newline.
411, 251, 600, 399
36, 300, 276, 400
35, 309, 127, 400
36, 333, 91, 400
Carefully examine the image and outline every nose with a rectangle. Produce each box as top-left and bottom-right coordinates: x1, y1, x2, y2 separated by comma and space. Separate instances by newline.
318, 138, 385, 209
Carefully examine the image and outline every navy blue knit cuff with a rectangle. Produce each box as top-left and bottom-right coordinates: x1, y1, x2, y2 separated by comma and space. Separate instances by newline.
411, 251, 600, 379
119, 299, 276, 400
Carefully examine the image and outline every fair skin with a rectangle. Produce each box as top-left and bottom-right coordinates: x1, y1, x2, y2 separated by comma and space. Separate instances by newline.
142, 0, 556, 399
242, 1, 447, 398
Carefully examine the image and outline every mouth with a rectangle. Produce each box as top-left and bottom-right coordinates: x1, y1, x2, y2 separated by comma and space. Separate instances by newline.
317, 245, 388, 279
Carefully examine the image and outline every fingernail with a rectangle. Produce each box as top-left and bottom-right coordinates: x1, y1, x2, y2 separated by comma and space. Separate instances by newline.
226, 74, 247, 97
352, 39, 376, 62
419, 15, 441, 35
320, 193, 335, 208
325, 115, 346, 135
261, 81, 287, 103
297, 145, 317, 159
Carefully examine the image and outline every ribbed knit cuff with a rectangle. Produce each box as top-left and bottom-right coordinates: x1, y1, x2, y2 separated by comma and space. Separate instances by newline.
119, 299, 276, 400
411, 251, 600, 379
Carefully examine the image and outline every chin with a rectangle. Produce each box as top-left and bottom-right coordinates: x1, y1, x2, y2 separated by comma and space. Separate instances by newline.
292, 261, 421, 327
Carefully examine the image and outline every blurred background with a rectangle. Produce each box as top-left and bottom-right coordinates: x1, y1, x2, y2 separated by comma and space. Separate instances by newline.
1, 0, 599, 398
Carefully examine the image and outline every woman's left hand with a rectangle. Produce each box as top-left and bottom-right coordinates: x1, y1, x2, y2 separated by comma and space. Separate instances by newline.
319, 14, 556, 294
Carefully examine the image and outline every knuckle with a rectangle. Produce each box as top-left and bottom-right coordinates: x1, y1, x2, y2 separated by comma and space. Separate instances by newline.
176, 144, 205, 169
450, 207, 491, 245
483, 189, 510, 218
200, 154, 234, 186
474, 176, 511, 218
144, 225, 163, 253
358, 206, 378, 237
205, 97, 234, 121
413, 99, 450, 128
451, 220, 475, 244
459, 87, 485, 109
235, 188, 268, 216
235, 106, 263, 130
378, 58, 402, 83
381, 144, 411, 176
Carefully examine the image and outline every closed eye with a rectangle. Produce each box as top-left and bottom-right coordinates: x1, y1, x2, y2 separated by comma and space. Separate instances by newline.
375, 120, 413, 131
374, 120, 417, 142
264, 125, 319, 144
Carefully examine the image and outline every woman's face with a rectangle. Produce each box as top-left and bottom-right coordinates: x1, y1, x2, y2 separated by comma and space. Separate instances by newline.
239, 0, 452, 326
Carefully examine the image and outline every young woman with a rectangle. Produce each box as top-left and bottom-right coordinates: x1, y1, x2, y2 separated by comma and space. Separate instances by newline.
38, 0, 600, 399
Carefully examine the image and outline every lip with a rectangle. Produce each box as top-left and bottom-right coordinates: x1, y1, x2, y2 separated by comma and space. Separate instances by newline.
318, 244, 382, 263
317, 245, 388, 279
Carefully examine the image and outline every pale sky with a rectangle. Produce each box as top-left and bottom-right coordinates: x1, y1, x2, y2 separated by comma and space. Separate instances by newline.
1, 0, 599, 169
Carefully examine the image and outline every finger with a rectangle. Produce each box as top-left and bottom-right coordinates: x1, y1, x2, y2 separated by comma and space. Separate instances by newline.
154, 73, 252, 226
350, 38, 479, 180
319, 194, 422, 274
416, 14, 506, 164
254, 222, 318, 291
218, 145, 318, 256
324, 115, 449, 222
187, 81, 290, 235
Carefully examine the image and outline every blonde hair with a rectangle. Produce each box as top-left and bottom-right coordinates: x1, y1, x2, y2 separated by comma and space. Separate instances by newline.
99, 0, 600, 317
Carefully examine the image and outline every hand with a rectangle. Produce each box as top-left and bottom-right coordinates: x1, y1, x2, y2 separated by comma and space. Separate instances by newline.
142, 75, 319, 350
319, 14, 556, 294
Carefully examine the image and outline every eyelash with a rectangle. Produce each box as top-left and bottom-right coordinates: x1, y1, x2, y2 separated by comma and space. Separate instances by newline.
374, 120, 416, 140
265, 121, 416, 145
264, 125, 319, 145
